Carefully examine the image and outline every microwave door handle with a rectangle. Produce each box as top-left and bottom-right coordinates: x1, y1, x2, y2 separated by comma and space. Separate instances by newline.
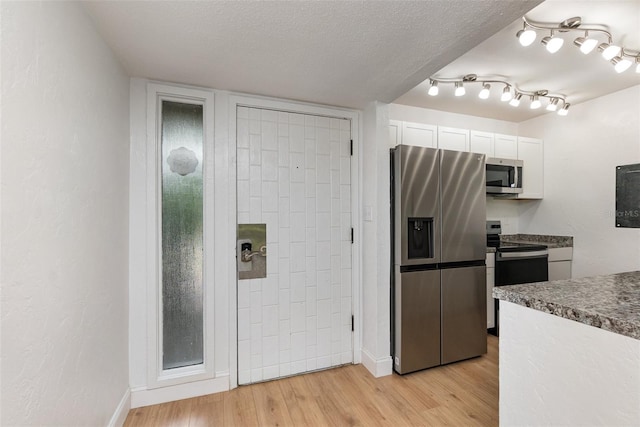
514, 165, 519, 189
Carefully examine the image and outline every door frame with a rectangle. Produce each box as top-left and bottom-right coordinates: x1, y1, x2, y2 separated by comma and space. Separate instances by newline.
227, 94, 362, 388
144, 83, 217, 390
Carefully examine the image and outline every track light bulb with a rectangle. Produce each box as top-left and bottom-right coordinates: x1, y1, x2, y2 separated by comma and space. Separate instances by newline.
500, 86, 512, 102
557, 103, 570, 116
428, 80, 439, 96
478, 83, 490, 100
509, 93, 522, 107
573, 35, 598, 54
611, 56, 632, 73
454, 82, 465, 97
599, 43, 621, 60
541, 33, 564, 53
516, 28, 537, 47
530, 95, 541, 110
546, 98, 559, 112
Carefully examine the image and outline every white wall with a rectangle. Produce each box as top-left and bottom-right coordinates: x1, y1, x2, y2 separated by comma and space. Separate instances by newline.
1, 2, 130, 425
500, 301, 640, 426
361, 102, 392, 376
518, 85, 640, 278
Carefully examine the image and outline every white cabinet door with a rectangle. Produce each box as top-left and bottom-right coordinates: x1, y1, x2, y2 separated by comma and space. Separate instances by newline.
549, 261, 572, 280
517, 137, 544, 199
470, 130, 494, 157
548, 247, 572, 280
487, 267, 495, 329
438, 126, 469, 152
389, 120, 402, 148
494, 134, 518, 159
401, 121, 437, 148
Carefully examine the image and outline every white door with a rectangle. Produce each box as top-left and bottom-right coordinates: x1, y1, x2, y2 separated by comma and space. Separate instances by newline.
236, 106, 353, 384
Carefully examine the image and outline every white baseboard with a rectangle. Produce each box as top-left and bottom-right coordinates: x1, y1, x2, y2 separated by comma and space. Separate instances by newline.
131, 375, 230, 408
361, 348, 393, 378
108, 388, 131, 427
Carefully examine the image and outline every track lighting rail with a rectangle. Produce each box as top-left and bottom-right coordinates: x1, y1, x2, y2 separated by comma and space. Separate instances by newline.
522, 16, 612, 43
427, 74, 570, 115
518, 15, 640, 72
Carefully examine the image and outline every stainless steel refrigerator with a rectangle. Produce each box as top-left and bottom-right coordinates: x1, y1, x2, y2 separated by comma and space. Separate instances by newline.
391, 145, 487, 375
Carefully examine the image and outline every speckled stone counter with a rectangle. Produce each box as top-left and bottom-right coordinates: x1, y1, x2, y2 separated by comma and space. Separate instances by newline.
493, 271, 640, 340
500, 233, 573, 248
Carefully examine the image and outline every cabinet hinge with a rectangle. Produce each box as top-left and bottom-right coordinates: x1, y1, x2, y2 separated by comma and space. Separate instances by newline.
350, 140, 353, 156
351, 228, 354, 244
351, 315, 354, 332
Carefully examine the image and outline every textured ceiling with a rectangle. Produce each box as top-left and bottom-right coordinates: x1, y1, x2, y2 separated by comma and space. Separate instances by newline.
83, 1, 541, 110
394, 0, 640, 122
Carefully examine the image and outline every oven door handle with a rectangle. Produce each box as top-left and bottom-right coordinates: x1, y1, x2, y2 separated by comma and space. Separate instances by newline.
497, 250, 548, 259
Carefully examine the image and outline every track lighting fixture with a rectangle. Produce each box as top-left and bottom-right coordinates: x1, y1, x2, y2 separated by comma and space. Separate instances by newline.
509, 93, 522, 107
611, 55, 633, 73
516, 23, 536, 47
478, 83, 491, 99
557, 103, 570, 116
530, 95, 541, 109
428, 74, 569, 116
546, 98, 559, 112
517, 15, 639, 74
636, 57, 640, 73
541, 30, 564, 53
599, 43, 622, 61
573, 31, 598, 54
428, 80, 439, 96
500, 86, 513, 102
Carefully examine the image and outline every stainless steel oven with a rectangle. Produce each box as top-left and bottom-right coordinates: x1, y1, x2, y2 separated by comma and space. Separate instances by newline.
487, 221, 548, 336
495, 244, 549, 285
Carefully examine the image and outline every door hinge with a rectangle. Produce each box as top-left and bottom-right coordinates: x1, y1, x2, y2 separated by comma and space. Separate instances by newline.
350, 139, 353, 156
351, 228, 354, 244
351, 315, 354, 332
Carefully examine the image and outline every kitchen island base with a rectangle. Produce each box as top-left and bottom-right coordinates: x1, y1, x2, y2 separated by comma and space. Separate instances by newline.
499, 301, 640, 426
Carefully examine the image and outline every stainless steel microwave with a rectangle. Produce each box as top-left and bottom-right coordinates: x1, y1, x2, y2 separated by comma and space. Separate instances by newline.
486, 157, 523, 194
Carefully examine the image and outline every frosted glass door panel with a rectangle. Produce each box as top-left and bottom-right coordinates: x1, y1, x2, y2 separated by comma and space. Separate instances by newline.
161, 101, 204, 370
237, 107, 353, 385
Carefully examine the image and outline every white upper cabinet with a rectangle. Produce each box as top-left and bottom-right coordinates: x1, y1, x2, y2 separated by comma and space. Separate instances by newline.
470, 131, 494, 157
401, 121, 437, 148
389, 120, 402, 148
517, 137, 544, 199
438, 126, 469, 152
494, 134, 518, 159
390, 119, 544, 200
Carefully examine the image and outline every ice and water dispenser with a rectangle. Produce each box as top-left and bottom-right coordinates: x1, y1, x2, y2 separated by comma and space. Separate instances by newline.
407, 217, 434, 259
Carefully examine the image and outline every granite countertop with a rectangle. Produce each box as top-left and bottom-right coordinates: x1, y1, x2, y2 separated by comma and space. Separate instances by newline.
501, 233, 573, 248
493, 271, 640, 340
486, 233, 573, 253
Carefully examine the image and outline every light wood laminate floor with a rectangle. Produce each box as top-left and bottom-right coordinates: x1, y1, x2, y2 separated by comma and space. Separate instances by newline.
125, 335, 498, 426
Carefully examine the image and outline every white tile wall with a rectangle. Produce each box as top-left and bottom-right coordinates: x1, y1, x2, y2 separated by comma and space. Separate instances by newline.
237, 106, 352, 384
